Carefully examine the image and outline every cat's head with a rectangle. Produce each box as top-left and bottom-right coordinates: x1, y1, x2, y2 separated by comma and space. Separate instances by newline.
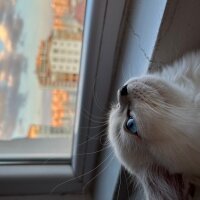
108, 75, 197, 175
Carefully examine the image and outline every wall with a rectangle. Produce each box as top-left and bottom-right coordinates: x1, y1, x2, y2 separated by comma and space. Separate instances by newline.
93, 0, 200, 199
150, 0, 200, 71
92, 0, 167, 199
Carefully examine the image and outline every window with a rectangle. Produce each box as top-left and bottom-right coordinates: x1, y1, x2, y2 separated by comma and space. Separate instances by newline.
61, 50, 66, 54
0, 0, 86, 161
60, 58, 65, 62
53, 49, 59, 53
53, 57, 58, 62
0, 0, 126, 196
68, 58, 72, 63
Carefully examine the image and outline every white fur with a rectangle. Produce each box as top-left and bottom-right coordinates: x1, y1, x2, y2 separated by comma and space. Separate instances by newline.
108, 51, 200, 199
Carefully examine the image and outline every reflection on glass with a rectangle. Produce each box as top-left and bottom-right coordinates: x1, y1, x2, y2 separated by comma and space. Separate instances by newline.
0, 0, 86, 140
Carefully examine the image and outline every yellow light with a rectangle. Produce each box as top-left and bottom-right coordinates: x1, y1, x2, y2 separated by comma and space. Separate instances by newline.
0, 72, 5, 81
0, 25, 12, 53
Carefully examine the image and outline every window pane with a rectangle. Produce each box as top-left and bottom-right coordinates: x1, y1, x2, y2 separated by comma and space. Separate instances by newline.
0, 0, 86, 160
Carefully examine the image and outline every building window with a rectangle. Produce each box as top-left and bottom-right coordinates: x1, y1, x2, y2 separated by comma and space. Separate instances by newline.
53, 57, 58, 62
53, 49, 59, 53
60, 58, 66, 62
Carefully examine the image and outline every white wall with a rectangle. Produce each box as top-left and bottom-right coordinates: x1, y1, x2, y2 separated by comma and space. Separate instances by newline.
92, 0, 167, 199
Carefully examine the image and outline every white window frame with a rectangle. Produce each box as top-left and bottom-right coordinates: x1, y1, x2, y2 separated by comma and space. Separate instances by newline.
0, 0, 126, 195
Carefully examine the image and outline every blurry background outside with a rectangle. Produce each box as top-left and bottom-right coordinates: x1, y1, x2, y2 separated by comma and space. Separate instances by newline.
0, 0, 86, 159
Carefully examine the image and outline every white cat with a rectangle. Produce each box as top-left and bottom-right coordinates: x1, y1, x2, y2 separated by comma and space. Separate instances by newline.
108, 51, 200, 200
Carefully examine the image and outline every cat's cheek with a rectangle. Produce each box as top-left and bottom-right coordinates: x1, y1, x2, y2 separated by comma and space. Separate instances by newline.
124, 130, 142, 141
134, 134, 142, 141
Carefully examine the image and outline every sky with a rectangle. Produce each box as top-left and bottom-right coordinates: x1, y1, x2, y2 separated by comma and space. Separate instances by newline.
0, 0, 53, 139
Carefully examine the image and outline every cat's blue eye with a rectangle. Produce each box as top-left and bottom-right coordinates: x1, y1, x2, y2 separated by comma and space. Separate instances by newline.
125, 117, 138, 135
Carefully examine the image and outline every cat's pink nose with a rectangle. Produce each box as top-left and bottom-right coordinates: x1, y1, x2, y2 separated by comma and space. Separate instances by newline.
120, 84, 128, 96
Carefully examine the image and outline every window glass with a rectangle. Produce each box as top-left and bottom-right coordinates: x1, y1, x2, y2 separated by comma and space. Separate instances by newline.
0, 0, 86, 160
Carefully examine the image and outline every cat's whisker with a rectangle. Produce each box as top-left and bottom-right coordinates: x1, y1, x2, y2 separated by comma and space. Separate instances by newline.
93, 92, 107, 112
101, 136, 111, 146
50, 152, 114, 194
80, 123, 107, 129
83, 108, 108, 120
77, 128, 108, 147
123, 169, 131, 200
90, 78, 107, 113
73, 145, 111, 156
81, 113, 108, 124
149, 101, 200, 126
117, 168, 122, 200
83, 155, 114, 191
83, 109, 108, 123
90, 80, 105, 111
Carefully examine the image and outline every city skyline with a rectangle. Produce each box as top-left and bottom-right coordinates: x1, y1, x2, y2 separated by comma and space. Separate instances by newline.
0, 0, 85, 139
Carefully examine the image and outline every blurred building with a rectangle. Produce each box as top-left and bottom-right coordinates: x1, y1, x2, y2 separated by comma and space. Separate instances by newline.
38, 88, 75, 132
71, 0, 84, 8
50, 31, 81, 74
51, 0, 71, 17
52, 0, 85, 32
51, 89, 75, 128
36, 30, 81, 91
36, 39, 51, 86
36, 0, 85, 87
74, 0, 86, 25
28, 124, 70, 138
34, 0, 86, 137
53, 15, 82, 32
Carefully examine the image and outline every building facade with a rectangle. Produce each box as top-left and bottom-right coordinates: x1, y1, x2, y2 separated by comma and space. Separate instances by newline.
34, 0, 85, 137
28, 124, 71, 138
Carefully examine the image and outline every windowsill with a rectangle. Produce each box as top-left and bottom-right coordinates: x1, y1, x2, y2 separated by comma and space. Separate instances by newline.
0, 138, 72, 161
0, 164, 82, 195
